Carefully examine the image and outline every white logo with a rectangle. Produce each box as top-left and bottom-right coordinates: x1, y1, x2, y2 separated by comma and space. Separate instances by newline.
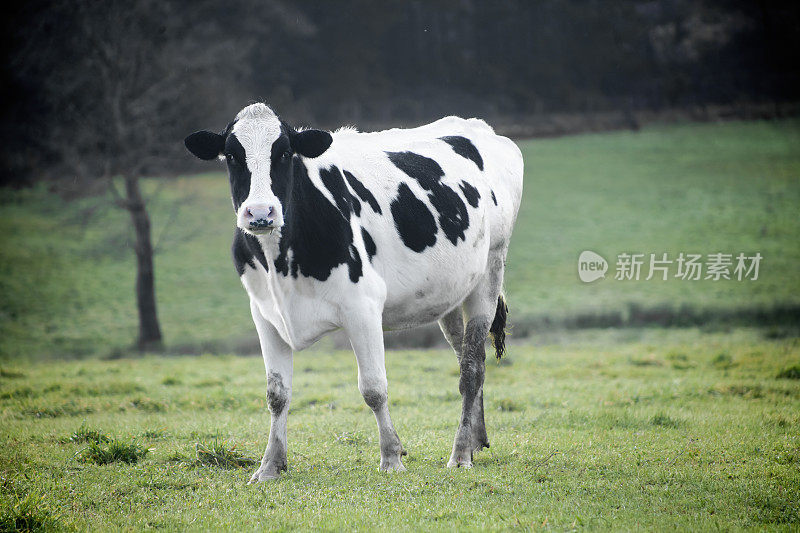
578, 250, 608, 283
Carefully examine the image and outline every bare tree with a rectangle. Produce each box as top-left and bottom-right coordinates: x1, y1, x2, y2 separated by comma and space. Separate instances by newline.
12, 0, 253, 349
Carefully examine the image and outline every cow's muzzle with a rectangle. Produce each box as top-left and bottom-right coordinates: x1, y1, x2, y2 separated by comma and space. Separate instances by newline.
243, 203, 279, 233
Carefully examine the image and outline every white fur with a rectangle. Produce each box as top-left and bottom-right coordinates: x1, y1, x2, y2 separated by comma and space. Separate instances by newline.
233, 104, 284, 231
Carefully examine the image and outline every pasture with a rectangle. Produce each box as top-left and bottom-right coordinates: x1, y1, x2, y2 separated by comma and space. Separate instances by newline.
1, 328, 799, 530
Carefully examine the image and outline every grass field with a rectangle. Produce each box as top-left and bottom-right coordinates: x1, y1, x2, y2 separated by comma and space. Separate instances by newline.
511, 119, 800, 325
1, 119, 799, 358
1, 328, 798, 530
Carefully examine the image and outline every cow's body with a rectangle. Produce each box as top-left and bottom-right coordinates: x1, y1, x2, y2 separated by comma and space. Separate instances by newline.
237, 115, 522, 349
185, 104, 523, 481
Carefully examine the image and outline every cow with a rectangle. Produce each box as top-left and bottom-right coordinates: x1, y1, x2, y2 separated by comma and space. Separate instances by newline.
184, 103, 523, 483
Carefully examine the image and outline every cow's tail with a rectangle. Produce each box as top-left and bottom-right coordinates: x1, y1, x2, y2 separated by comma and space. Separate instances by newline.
488, 294, 509, 360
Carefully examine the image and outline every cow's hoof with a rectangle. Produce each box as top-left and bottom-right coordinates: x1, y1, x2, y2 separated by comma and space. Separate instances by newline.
380, 456, 407, 473
382, 462, 407, 473
248, 464, 284, 484
380, 450, 407, 472
447, 452, 473, 469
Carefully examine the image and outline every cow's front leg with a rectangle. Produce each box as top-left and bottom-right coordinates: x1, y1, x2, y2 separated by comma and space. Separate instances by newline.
344, 312, 406, 472
249, 302, 293, 483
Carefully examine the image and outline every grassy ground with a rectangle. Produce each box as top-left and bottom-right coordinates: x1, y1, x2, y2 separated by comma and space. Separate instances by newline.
510, 119, 800, 322
1, 119, 799, 358
1, 329, 798, 530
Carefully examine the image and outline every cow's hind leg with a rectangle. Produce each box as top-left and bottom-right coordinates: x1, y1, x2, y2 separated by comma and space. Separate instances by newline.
448, 253, 506, 468
440, 308, 489, 455
438, 308, 464, 358
249, 302, 293, 483
344, 309, 406, 472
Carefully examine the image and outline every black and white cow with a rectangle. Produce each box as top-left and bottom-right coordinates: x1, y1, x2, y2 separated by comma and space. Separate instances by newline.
185, 103, 523, 482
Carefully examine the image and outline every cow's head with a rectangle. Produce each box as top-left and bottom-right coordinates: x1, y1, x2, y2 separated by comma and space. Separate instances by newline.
184, 103, 332, 235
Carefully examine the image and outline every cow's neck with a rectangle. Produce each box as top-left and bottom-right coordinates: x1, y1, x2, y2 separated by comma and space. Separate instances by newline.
254, 159, 335, 346
257, 157, 358, 297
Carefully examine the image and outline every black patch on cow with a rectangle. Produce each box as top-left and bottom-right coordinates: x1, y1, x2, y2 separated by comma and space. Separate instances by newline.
274, 163, 362, 283
459, 180, 481, 208
320, 166, 361, 217
386, 151, 470, 246
269, 126, 294, 204
439, 136, 484, 170
389, 183, 437, 252
266, 371, 288, 414
361, 227, 377, 261
343, 170, 382, 214
224, 134, 251, 211
491, 190, 497, 205
348, 244, 363, 282
232, 227, 268, 276
361, 389, 387, 411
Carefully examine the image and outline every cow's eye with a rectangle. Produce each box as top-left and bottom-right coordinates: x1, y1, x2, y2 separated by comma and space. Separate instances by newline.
225, 153, 236, 165
282, 150, 292, 160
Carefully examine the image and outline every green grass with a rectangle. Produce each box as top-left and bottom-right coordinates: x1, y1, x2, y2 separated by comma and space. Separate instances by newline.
66, 423, 110, 444
194, 439, 258, 469
0, 492, 62, 532
776, 364, 800, 380
1, 119, 799, 358
77, 439, 149, 466
0, 329, 798, 530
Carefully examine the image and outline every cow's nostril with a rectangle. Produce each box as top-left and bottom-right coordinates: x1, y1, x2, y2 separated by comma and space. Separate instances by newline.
243, 204, 278, 228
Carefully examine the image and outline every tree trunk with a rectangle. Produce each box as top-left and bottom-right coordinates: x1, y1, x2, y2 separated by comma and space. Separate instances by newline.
123, 176, 163, 350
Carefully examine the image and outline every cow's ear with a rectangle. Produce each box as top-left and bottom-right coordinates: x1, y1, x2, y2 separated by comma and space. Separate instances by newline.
292, 129, 332, 158
184, 131, 225, 160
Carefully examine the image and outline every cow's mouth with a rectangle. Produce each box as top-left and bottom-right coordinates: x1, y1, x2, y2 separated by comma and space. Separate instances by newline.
248, 226, 275, 235
250, 219, 273, 230
247, 218, 278, 235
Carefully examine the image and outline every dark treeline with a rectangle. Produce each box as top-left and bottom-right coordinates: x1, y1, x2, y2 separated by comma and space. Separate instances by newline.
2, 0, 799, 185
289, 0, 800, 123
